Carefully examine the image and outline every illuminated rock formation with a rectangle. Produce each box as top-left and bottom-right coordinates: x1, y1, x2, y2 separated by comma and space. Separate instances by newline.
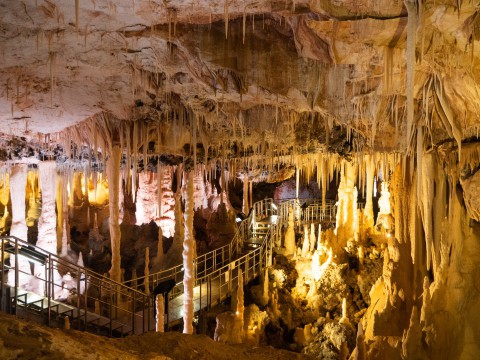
182, 171, 195, 335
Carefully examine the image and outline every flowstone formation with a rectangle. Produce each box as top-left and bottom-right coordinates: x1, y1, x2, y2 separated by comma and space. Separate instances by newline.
1, 0, 480, 358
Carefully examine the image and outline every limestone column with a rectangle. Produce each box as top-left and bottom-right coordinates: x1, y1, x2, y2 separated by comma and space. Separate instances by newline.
8, 164, 30, 287
37, 161, 57, 253
107, 146, 122, 283
242, 175, 249, 214
364, 155, 375, 230
10, 164, 28, 241
182, 171, 195, 334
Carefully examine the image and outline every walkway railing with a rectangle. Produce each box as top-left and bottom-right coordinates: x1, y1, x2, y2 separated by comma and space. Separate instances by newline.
0, 197, 297, 334
167, 213, 276, 324
125, 198, 277, 327
278, 198, 337, 225
0, 236, 152, 336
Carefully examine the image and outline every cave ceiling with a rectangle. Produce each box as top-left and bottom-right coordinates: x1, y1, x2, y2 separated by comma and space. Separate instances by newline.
1, 0, 480, 162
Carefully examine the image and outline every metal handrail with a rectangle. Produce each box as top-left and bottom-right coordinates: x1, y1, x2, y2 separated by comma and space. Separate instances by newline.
0, 236, 153, 336
127, 198, 275, 295
167, 219, 276, 322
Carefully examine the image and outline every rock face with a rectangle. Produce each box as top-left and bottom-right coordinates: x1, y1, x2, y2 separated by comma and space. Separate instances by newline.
1, 1, 480, 157
461, 170, 480, 221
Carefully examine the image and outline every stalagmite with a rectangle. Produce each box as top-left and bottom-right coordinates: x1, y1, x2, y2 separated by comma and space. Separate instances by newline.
420, 276, 431, 326
284, 205, 296, 256
301, 224, 310, 258
355, 323, 367, 360
107, 145, 122, 283
376, 182, 392, 232
182, 171, 195, 335
60, 219, 69, 256
309, 223, 316, 253
401, 306, 423, 359
335, 162, 356, 242
156, 294, 164, 333
339, 297, 349, 324
317, 224, 322, 250
171, 190, 184, 265
237, 268, 244, 340
262, 268, 269, 302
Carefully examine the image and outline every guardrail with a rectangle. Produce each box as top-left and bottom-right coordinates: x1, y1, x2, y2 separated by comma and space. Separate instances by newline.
124, 198, 277, 327
0, 236, 152, 336
278, 198, 337, 225
167, 216, 275, 323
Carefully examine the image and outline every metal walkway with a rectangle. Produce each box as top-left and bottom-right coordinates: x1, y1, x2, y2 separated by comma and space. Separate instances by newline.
0, 197, 336, 335
0, 236, 152, 336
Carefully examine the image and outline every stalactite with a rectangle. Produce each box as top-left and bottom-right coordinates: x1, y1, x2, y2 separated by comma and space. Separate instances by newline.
404, 0, 418, 152
182, 171, 195, 334
132, 121, 138, 202
224, 0, 229, 39
419, 152, 435, 270
75, 0, 79, 32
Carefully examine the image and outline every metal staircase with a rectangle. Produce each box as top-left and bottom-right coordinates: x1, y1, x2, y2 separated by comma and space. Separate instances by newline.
0, 236, 153, 336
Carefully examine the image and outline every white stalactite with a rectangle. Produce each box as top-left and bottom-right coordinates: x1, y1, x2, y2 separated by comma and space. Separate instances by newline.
107, 145, 122, 283
182, 171, 195, 334
404, 0, 418, 151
